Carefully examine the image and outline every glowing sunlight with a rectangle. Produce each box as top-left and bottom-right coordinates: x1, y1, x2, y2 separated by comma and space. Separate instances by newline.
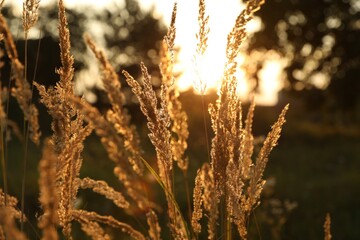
8, 0, 284, 105
153, 0, 282, 105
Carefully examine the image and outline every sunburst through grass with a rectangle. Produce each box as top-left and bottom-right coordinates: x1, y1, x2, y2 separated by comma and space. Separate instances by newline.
0, 0, 293, 239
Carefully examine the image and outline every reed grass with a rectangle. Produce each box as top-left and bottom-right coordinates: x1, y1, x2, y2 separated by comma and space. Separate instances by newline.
0, 0, 302, 239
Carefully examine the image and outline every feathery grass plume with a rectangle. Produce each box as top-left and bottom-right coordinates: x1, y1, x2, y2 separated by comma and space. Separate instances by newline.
65, 95, 127, 166
34, 83, 94, 237
215, 100, 289, 239
191, 168, 204, 233
56, 110, 93, 238
210, 0, 265, 194
78, 177, 129, 209
68, 94, 161, 238
159, 17, 189, 171
324, 213, 332, 240
242, 99, 255, 179
247, 104, 288, 210
38, 139, 59, 240
76, 219, 111, 240
84, 33, 143, 175
0, 15, 41, 145
34, 0, 94, 237
0, 15, 18, 60
57, 0, 74, 94
0, 189, 23, 220
193, 0, 210, 93
123, 65, 172, 186
72, 210, 146, 240
223, 104, 288, 239
0, 208, 28, 240
22, 0, 40, 34
67, 96, 157, 211
191, 163, 218, 238
196, 0, 209, 57
167, 90, 189, 171
224, 99, 248, 239
0, 190, 27, 239
146, 210, 161, 240
124, 65, 189, 239
164, 2, 177, 62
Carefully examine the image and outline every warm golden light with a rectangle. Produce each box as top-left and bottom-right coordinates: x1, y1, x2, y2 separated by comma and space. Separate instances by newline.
154, 0, 284, 105
8, 0, 285, 105
151, 0, 243, 94
256, 56, 285, 106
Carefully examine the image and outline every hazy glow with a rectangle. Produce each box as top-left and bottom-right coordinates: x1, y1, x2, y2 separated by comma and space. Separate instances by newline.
309, 72, 330, 89
151, 1, 282, 105
7, 0, 283, 105
7, 0, 117, 11
257, 58, 285, 106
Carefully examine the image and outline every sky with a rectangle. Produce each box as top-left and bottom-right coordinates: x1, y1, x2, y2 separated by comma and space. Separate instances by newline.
6, 0, 283, 106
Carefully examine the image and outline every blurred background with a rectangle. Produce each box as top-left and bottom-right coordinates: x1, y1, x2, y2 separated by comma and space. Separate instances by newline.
1, 0, 359, 239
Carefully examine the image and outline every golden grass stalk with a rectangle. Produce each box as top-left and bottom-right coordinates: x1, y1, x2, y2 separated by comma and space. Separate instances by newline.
38, 139, 59, 240
72, 210, 146, 240
84, 33, 144, 175
229, 104, 289, 239
0, 190, 27, 239
146, 210, 162, 240
193, 0, 210, 94
57, 0, 74, 94
247, 104, 289, 209
76, 219, 111, 240
56, 115, 93, 238
210, 0, 266, 194
196, 0, 210, 57
35, 1, 93, 237
0, 14, 41, 145
124, 64, 189, 239
68, 95, 161, 237
22, 0, 40, 34
160, 31, 189, 172
0, 15, 18, 60
123, 65, 172, 184
78, 177, 129, 209
0, 208, 28, 240
0, 189, 23, 220
65, 95, 127, 165
164, 2, 177, 61
33, 88, 93, 237
324, 213, 332, 240
191, 168, 204, 233
241, 100, 255, 179
66, 96, 151, 209
191, 163, 218, 238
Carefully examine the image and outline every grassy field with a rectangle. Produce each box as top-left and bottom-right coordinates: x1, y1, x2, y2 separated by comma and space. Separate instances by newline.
1, 0, 359, 239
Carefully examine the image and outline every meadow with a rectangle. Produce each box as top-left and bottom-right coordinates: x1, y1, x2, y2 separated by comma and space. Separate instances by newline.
0, 0, 344, 239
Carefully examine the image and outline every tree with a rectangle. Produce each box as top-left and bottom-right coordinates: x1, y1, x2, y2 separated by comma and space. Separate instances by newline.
248, 0, 360, 119
1, 0, 166, 104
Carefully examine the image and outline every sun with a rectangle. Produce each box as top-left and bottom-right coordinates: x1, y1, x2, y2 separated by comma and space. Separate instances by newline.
156, 0, 283, 106
170, 0, 244, 93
